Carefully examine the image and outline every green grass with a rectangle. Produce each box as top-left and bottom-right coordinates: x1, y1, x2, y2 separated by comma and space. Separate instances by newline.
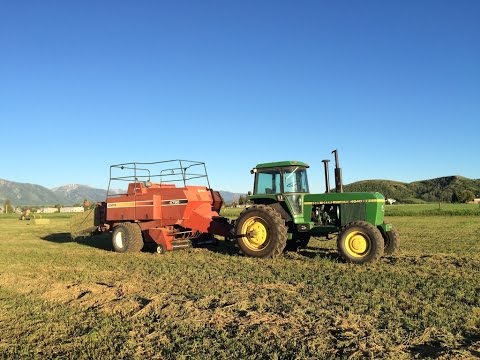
0, 212, 479, 359
220, 206, 244, 219
386, 203, 480, 216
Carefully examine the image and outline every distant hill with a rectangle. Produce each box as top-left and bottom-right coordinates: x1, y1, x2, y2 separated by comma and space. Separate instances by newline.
52, 184, 107, 204
344, 176, 480, 203
0, 179, 245, 206
0, 179, 65, 206
219, 191, 244, 204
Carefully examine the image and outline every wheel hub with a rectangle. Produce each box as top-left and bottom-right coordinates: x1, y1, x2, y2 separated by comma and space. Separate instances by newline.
345, 231, 368, 257
114, 231, 125, 249
350, 235, 367, 253
241, 217, 268, 250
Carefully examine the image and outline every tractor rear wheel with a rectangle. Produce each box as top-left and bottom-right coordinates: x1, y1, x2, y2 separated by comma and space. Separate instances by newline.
337, 221, 384, 264
235, 205, 287, 258
112, 222, 144, 253
382, 226, 400, 256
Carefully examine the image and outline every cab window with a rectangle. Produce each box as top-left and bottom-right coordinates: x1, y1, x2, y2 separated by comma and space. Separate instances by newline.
283, 167, 309, 193
255, 171, 281, 194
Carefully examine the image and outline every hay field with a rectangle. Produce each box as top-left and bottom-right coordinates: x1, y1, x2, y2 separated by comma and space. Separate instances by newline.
0, 210, 479, 359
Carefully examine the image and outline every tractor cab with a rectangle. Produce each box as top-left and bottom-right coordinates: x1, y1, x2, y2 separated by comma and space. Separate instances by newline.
252, 161, 310, 195
251, 161, 310, 215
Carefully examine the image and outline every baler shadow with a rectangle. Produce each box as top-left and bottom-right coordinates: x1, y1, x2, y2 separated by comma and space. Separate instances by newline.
42, 232, 239, 255
76, 233, 114, 251
201, 239, 240, 256
41, 232, 114, 252
41, 232, 72, 243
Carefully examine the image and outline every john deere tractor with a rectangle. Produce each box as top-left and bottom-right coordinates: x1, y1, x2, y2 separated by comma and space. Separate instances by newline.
234, 150, 399, 263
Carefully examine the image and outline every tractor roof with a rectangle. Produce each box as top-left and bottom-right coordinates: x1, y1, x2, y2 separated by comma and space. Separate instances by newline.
254, 160, 309, 169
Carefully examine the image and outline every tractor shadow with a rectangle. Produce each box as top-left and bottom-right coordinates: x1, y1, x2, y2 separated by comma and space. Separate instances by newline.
41, 232, 114, 252
293, 246, 342, 261
201, 239, 240, 256
40, 234, 339, 260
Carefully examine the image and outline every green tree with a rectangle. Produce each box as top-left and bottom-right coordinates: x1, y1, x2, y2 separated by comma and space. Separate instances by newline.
460, 190, 475, 203
452, 190, 476, 203
238, 196, 246, 205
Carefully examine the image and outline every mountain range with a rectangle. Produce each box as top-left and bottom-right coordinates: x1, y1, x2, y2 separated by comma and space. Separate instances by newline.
1, 175, 479, 207
0, 179, 243, 206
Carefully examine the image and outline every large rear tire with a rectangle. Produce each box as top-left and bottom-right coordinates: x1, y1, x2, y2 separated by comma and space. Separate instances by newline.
337, 221, 384, 264
381, 226, 400, 256
112, 222, 144, 253
235, 205, 287, 258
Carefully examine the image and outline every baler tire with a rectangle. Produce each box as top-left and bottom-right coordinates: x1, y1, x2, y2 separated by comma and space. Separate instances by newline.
112, 222, 144, 253
337, 221, 384, 264
382, 226, 400, 256
235, 205, 287, 258
156, 245, 166, 254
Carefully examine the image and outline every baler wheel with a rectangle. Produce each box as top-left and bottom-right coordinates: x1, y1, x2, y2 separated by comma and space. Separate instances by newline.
235, 205, 287, 258
337, 221, 384, 264
112, 222, 144, 253
381, 226, 400, 256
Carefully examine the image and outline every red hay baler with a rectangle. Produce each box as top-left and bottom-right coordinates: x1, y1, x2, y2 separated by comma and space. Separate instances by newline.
94, 160, 233, 253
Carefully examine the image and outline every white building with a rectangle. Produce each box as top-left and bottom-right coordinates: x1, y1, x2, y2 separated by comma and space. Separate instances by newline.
60, 207, 84, 213
39, 207, 58, 213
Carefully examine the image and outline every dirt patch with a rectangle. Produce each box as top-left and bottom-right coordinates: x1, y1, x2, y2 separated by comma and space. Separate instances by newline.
42, 282, 154, 316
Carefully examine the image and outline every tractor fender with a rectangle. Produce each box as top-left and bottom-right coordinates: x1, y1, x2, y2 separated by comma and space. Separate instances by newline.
267, 202, 293, 222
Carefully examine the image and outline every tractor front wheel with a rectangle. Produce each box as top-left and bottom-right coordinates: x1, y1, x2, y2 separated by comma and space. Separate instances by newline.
235, 205, 287, 258
112, 222, 144, 253
381, 226, 400, 256
337, 221, 384, 264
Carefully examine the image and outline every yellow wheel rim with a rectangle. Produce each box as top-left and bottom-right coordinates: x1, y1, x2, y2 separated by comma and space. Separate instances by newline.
344, 231, 369, 258
240, 217, 268, 250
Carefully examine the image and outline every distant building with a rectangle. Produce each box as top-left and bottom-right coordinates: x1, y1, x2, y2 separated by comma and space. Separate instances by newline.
39, 207, 58, 213
60, 207, 84, 213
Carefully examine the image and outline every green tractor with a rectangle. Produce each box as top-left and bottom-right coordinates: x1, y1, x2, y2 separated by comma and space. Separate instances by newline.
234, 150, 399, 263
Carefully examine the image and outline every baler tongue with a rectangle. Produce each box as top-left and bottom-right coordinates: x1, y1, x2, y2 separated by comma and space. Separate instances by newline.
185, 203, 233, 238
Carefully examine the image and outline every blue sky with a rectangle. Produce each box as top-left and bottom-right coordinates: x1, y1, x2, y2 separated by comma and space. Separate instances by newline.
1, 1, 479, 193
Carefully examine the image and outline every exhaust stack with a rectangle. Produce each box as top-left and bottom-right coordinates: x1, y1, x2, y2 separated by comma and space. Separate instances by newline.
332, 149, 343, 193
322, 159, 330, 193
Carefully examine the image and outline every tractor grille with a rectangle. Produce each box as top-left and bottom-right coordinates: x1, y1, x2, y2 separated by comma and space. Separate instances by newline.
340, 203, 366, 226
